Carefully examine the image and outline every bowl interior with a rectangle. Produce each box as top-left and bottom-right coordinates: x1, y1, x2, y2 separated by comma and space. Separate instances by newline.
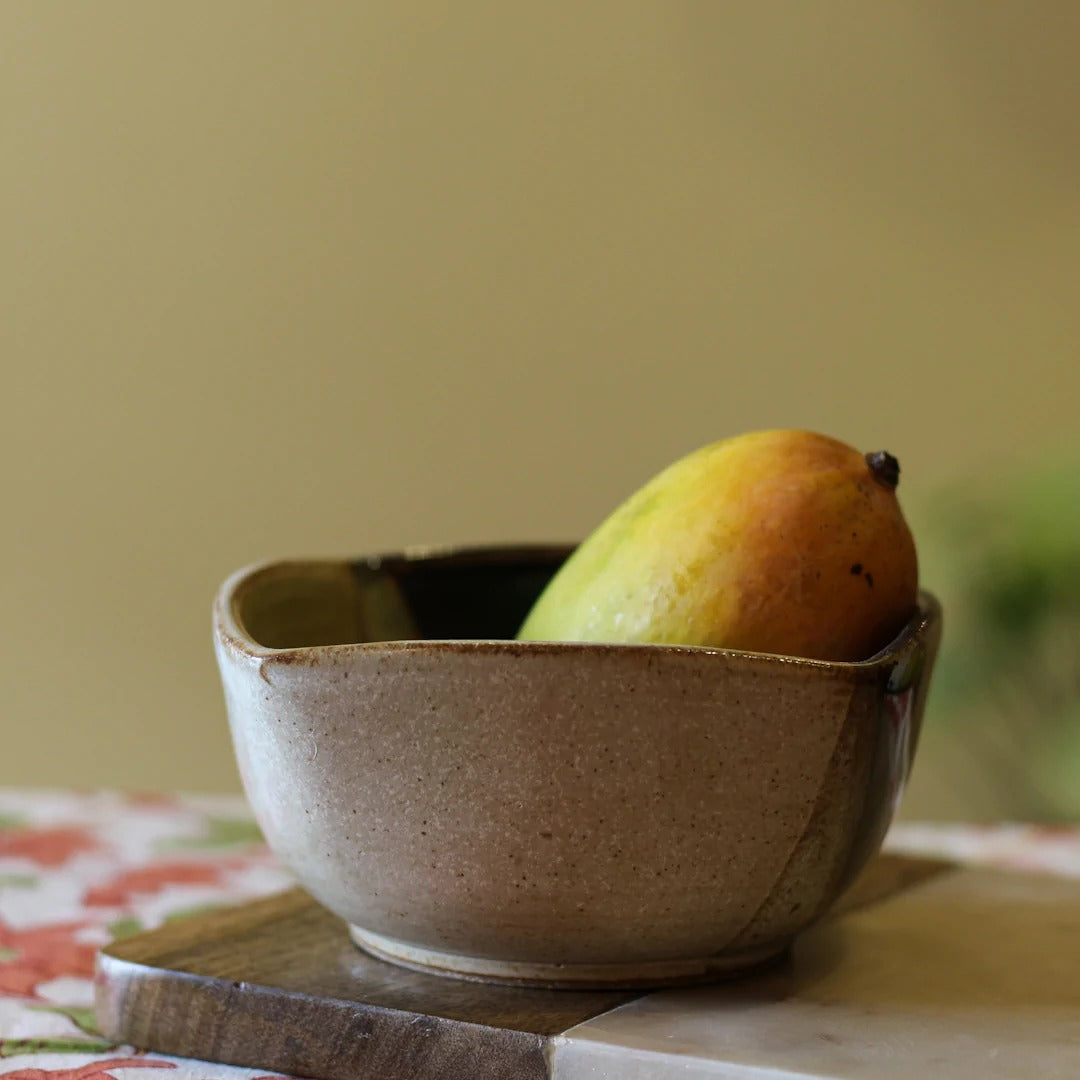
235, 545, 570, 650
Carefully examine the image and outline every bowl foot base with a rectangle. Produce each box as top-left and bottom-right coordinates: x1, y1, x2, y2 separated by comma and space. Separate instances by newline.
348, 924, 790, 989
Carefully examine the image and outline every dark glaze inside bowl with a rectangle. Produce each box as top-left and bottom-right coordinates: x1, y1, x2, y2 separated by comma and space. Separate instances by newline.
235, 545, 569, 651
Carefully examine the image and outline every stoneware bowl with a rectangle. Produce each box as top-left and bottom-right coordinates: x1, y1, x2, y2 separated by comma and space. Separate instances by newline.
214, 545, 941, 989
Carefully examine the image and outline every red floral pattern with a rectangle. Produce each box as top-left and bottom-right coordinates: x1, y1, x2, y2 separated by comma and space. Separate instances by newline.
4, 1058, 175, 1079
0, 918, 97, 997
0, 792, 301, 1078
83, 862, 237, 908
0, 828, 101, 869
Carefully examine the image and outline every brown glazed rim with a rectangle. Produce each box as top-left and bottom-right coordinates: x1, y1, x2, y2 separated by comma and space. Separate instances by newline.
214, 544, 940, 675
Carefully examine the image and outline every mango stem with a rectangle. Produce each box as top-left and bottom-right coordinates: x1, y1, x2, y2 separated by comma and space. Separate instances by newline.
865, 451, 900, 489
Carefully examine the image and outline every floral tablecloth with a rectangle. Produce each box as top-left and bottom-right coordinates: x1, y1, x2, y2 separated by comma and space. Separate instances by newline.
0, 789, 1077, 1080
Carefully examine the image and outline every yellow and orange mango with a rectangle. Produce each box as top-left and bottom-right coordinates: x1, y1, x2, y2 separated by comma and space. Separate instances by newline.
517, 430, 918, 661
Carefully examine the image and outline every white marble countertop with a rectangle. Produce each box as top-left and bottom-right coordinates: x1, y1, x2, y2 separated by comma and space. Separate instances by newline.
553, 859, 1080, 1078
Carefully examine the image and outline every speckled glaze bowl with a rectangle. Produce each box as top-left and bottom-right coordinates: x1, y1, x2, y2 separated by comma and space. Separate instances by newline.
214, 546, 940, 989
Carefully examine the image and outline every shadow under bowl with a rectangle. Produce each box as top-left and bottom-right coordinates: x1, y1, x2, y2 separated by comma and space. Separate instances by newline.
214, 545, 941, 989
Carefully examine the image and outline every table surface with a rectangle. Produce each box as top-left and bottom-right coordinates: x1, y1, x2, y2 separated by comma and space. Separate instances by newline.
1, 788, 1077, 1080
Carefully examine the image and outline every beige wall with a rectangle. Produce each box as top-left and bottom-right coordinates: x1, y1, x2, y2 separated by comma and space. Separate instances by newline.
4, 3, 1078, 795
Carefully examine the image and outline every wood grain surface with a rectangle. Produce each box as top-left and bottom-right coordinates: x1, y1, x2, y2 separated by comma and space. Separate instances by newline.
95, 854, 952, 1080
95, 887, 636, 1080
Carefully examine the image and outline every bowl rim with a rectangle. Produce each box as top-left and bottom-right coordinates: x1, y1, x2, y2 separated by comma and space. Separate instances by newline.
214, 544, 940, 675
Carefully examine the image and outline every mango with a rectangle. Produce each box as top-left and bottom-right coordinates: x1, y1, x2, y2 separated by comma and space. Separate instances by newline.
517, 430, 918, 661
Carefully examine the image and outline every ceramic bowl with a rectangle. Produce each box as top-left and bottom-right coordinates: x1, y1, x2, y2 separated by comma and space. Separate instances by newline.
213, 545, 941, 989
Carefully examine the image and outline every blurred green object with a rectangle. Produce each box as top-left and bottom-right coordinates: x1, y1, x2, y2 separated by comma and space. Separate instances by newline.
908, 451, 1080, 820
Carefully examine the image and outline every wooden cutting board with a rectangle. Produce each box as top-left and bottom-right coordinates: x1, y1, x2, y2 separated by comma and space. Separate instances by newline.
95, 854, 1080, 1079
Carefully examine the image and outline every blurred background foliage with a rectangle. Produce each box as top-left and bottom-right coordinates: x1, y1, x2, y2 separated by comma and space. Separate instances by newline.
904, 451, 1080, 820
